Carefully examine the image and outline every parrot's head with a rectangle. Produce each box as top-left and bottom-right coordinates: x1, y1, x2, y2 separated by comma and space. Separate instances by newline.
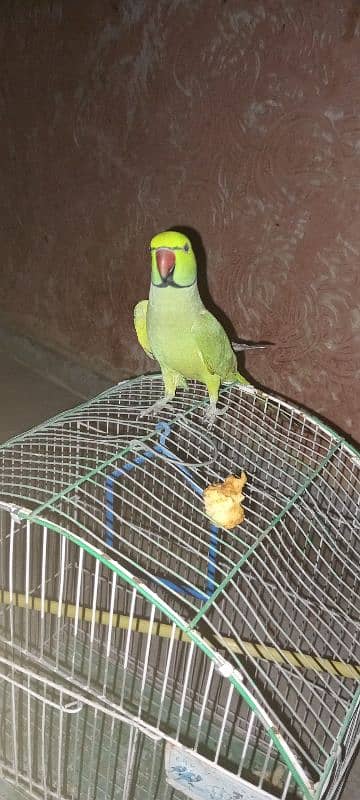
150, 230, 197, 289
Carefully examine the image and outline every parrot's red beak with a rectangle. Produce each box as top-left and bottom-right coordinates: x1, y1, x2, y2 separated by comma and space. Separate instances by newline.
156, 248, 176, 280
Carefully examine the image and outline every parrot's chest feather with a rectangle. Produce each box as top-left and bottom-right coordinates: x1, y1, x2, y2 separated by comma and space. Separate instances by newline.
147, 285, 206, 378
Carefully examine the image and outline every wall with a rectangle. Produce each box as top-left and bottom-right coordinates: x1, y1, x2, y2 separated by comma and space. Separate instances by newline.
1, 0, 359, 441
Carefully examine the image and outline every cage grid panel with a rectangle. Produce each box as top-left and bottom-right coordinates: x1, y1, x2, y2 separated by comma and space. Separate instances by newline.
0, 375, 359, 800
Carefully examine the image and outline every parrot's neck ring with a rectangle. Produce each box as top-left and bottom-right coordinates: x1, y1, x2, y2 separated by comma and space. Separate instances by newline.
151, 278, 197, 289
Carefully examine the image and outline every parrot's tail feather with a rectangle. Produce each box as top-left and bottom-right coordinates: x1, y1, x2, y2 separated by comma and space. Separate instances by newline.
232, 341, 269, 352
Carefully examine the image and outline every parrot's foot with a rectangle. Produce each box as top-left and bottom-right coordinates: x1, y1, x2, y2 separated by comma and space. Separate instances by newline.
177, 376, 188, 390
138, 396, 173, 419
203, 401, 226, 428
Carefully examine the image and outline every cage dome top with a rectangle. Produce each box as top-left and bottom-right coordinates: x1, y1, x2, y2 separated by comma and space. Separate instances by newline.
0, 375, 359, 800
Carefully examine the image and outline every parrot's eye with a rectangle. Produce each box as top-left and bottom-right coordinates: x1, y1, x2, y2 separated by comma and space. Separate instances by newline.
184, 244, 189, 252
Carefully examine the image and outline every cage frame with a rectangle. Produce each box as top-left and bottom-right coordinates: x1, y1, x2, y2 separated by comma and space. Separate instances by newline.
0, 374, 358, 800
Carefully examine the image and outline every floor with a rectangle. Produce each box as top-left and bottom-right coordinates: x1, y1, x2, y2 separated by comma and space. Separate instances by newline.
0, 341, 358, 799
0, 349, 86, 444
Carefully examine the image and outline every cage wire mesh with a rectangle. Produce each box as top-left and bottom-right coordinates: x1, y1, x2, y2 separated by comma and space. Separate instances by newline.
0, 374, 359, 800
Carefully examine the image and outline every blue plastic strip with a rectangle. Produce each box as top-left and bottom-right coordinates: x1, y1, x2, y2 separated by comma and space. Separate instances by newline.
105, 451, 155, 545
104, 422, 219, 599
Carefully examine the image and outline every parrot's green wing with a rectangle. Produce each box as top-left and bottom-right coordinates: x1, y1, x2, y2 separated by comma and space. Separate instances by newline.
134, 301, 154, 359
191, 310, 237, 378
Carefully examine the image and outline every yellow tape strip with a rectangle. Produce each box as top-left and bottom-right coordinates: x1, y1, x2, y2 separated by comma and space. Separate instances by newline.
1, 589, 359, 680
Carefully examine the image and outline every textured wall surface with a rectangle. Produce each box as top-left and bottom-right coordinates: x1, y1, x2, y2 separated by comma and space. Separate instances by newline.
1, 0, 359, 441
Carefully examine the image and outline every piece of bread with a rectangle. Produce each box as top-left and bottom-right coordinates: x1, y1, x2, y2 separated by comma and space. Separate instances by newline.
203, 473, 247, 529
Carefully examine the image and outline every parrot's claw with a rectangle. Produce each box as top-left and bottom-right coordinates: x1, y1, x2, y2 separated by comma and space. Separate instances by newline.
138, 397, 173, 419
203, 402, 226, 428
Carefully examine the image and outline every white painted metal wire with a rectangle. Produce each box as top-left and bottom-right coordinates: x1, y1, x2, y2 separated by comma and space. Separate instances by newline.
0, 375, 359, 800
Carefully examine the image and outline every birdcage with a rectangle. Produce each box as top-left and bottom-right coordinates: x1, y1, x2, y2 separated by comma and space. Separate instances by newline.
0, 374, 359, 800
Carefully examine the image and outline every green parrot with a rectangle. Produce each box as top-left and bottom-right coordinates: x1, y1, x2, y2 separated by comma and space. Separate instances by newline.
134, 230, 264, 425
